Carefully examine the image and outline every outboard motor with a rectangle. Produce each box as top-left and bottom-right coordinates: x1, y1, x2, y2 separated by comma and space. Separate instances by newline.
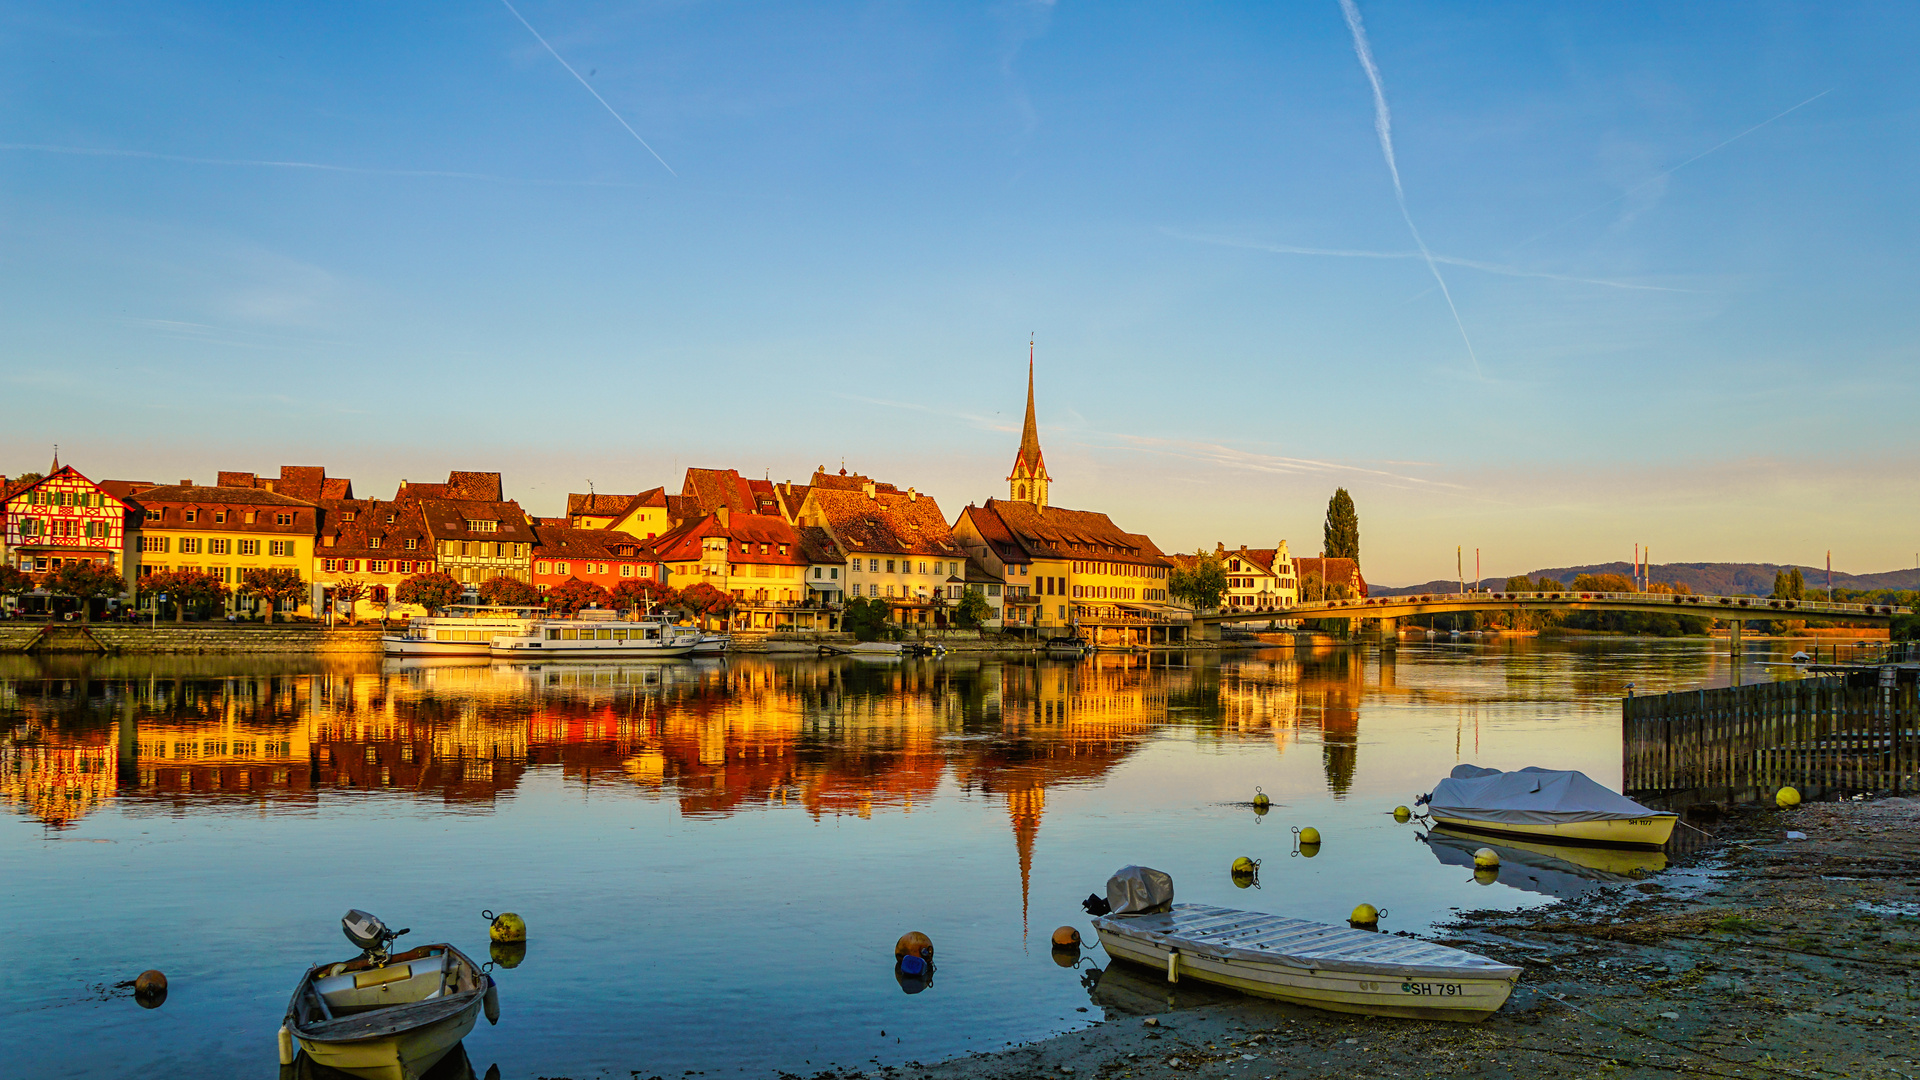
342, 909, 409, 962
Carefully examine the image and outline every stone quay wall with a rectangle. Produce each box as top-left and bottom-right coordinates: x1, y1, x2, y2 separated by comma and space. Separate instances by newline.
0, 623, 387, 654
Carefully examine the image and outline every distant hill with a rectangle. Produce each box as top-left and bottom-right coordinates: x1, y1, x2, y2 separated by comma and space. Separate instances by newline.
1372, 562, 1920, 598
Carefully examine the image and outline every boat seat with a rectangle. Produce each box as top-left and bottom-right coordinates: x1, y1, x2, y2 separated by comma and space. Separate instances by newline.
314, 952, 450, 1014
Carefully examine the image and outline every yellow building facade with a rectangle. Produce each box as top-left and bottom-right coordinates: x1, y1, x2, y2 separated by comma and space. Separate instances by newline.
132, 485, 318, 615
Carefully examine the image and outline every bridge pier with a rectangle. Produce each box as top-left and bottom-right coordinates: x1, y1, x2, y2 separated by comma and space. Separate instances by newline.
1729, 619, 1743, 655
1194, 620, 1220, 643
1376, 617, 1397, 649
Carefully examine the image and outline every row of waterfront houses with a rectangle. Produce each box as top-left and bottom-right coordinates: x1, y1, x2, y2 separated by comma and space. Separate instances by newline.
1, 366, 1361, 634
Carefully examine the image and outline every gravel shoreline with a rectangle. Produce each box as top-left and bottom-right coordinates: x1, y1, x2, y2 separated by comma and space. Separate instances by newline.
896, 797, 1920, 1080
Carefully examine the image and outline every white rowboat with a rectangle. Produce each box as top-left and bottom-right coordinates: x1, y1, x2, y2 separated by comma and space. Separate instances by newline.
1422, 765, 1676, 849
1093, 903, 1519, 1022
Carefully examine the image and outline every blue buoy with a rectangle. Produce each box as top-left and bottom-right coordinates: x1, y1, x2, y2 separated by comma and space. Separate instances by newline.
899, 954, 927, 976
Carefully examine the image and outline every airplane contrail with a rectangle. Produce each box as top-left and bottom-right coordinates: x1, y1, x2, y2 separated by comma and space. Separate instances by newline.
0, 142, 641, 186
499, 0, 675, 176
1337, 0, 1481, 378
1162, 229, 1691, 292
1512, 89, 1834, 250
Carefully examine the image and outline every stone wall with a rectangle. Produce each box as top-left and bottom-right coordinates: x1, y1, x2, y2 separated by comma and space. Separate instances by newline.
0, 624, 387, 654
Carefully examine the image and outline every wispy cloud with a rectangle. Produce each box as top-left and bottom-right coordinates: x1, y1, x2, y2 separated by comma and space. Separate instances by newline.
1338, 0, 1480, 378
498, 0, 676, 176
1512, 89, 1834, 250
1083, 431, 1463, 491
0, 142, 642, 187
1164, 228, 1693, 292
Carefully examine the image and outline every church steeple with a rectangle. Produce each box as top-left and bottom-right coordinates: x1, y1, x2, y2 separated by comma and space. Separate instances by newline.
1007, 341, 1050, 507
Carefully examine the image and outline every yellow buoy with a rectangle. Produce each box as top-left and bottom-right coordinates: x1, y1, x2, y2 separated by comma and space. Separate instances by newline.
1231, 856, 1258, 875
1252, 787, 1270, 809
1349, 903, 1380, 928
896, 931, 934, 961
1051, 926, 1082, 948
1776, 786, 1801, 808
485, 910, 526, 943
1472, 847, 1500, 868
1392, 805, 1411, 823
490, 940, 527, 969
1473, 867, 1500, 886
1296, 842, 1319, 858
1298, 826, 1321, 845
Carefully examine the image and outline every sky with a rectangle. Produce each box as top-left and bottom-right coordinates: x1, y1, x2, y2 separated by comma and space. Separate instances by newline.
3, 1, 1917, 585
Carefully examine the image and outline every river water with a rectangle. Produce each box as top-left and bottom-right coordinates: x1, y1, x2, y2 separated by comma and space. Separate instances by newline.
0, 638, 1788, 1079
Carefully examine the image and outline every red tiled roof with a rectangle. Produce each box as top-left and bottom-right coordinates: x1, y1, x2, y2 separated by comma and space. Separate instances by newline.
217, 465, 352, 502
1292, 558, 1367, 597
803, 487, 965, 559
416, 498, 535, 542
795, 525, 844, 565
130, 484, 318, 508
566, 492, 636, 517
532, 525, 658, 562
651, 512, 806, 565
807, 467, 900, 494
316, 499, 433, 560
969, 499, 1170, 568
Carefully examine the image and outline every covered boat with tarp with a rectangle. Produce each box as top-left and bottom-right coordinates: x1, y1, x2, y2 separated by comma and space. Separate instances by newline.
1419, 765, 1676, 848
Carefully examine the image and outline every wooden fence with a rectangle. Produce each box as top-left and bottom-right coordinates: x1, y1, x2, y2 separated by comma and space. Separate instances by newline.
1623, 672, 1917, 803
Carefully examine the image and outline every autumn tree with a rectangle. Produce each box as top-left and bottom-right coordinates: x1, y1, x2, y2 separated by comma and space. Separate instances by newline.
841, 596, 890, 641
49, 562, 126, 622
0, 565, 32, 605
478, 575, 541, 607
1168, 551, 1227, 612
241, 567, 306, 623
331, 577, 369, 624
546, 577, 612, 616
1323, 488, 1360, 564
677, 582, 738, 620
611, 578, 677, 613
1572, 573, 1634, 593
396, 571, 463, 614
143, 569, 229, 621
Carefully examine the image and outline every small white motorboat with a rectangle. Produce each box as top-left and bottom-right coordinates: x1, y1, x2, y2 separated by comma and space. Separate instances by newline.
1090, 867, 1519, 1022
281, 910, 497, 1080
1418, 765, 1677, 848
691, 632, 729, 655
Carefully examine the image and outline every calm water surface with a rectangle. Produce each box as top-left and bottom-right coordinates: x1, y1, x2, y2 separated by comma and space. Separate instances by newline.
0, 638, 1790, 1079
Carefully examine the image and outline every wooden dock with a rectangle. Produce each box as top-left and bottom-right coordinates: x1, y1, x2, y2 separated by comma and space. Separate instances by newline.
1624, 670, 1917, 804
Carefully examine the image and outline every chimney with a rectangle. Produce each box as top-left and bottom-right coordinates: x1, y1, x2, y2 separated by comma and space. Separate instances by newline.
179, 479, 194, 487
715, 506, 730, 528
862, 481, 876, 499
907, 487, 918, 502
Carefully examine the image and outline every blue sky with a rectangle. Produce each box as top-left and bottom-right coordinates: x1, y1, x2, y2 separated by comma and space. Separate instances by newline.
3, 1, 1916, 583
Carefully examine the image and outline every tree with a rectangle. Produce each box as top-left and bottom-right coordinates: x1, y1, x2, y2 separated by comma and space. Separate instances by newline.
478, 575, 541, 607
396, 571, 463, 614
49, 562, 125, 622
1168, 551, 1227, 612
1323, 488, 1360, 564
331, 577, 369, 624
1572, 573, 1634, 593
142, 569, 229, 621
954, 587, 992, 629
1505, 575, 1537, 592
677, 582, 737, 619
842, 596, 890, 641
611, 578, 678, 613
0, 565, 32, 604
546, 576, 612, 616
241, 566, 306, 623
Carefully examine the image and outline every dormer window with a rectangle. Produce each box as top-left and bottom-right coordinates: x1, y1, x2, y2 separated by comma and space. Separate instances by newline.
369, 537, 383, 549
386, 514, 395, 524
184, 510, 198, 523
405, 538, 418, 551
342, 512, 357, 523
214, 511, 227, 523
466, 519, 497, 533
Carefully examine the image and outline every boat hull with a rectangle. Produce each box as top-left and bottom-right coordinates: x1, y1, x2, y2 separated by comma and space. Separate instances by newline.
1429, 813, 1676, 849
294, 999, 478, 1080
1095, 929, 1512, 1022
381, 638, 489, 657
489, 643, 694, 658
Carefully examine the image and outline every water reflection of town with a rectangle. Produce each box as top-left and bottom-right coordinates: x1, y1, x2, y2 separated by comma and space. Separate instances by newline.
0, 651, 1393, 845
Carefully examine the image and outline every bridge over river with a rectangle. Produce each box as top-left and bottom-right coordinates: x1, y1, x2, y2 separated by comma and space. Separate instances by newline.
1074, 591, 1899, 648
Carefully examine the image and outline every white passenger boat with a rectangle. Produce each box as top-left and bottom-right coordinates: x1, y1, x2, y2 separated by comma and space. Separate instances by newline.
382, 605, 545, 657
489, 610, 697, 658
1419, 764, 1677, 848
281, 911, 496, 1080
1089, 867, 1518, 1022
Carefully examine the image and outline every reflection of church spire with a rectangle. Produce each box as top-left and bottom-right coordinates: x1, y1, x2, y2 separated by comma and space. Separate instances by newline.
1007, 785, 1045, 942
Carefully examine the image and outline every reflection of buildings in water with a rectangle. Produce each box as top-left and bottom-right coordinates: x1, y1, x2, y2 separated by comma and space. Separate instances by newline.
0, 726, 114, 829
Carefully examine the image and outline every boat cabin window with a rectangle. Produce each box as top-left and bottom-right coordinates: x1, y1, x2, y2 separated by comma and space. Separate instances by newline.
547, 629, 561, 640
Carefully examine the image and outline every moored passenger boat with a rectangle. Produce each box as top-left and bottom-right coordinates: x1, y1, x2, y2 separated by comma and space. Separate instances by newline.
381, 605, 545, 656
489, 610, 697, 658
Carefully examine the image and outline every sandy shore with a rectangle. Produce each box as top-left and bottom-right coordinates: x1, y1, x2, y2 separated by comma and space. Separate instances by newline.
896, 797, 1920, 1080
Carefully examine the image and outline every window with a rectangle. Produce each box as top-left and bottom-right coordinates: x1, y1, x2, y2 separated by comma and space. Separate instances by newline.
467, 519, 497, 532
369, 537, 383, 549
85, 522, 107, 539
145, 508, 160, 521
851, 584, 862, 597
184, 510, 198, 523
988, 584, 1000, 597
270, 541, 293, 557
536, 561, 551, 574
214, 511, 226, 523
886, 559, 896, 573
884, 585, 895, 597
867, 558, 878, 572
557, 562, 569, 575
275, 513, 291, 525
621, 564, 634, 577
370, 560, 387, 573
209, 539, 228, 555
405, 538, 418, 551
323, 559, 337, 574
179, 538, 201, 554
919, 562, 927, 574
398, 561, 413, 574
239, 539, 260, 556
830, 568, 838, 579
1020, 565, 1029, 576
142, 536, 169, 553
244, 511, 256, 524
